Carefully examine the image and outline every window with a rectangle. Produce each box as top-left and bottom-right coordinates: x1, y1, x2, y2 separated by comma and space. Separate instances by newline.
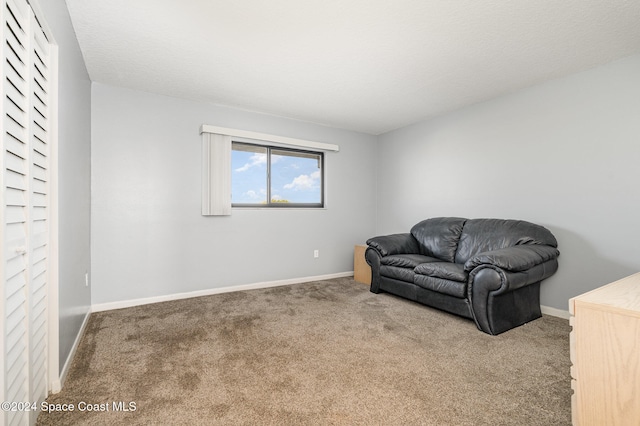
232, 142, 324, 207
200, 125, 338, 216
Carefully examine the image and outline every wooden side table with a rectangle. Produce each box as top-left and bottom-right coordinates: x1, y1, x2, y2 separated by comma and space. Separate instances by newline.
354, 245, 371, 285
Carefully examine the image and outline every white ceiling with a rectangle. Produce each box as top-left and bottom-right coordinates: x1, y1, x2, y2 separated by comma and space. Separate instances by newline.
66, 0, 640, 135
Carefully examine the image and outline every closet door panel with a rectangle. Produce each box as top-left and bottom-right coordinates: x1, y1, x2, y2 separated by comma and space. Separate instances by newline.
2, 0, 53, 423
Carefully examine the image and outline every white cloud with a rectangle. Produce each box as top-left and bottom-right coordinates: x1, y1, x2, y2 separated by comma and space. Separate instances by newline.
284, 171, 320, 191
244, 189, 265, 199
235, 153, 266, 172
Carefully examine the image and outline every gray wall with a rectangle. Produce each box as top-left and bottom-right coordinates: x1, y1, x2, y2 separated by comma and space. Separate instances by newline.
91, 83, 377, 305
376, 54, 640, 311
38, 1, 92, 371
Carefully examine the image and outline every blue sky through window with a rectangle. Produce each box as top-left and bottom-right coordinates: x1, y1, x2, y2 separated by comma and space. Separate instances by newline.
232, 144, 322, 205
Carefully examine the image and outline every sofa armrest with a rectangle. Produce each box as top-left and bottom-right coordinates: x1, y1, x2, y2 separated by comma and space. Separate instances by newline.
467, 259, 559, 334
464, 245, 559, 273
366, 233, 420, 257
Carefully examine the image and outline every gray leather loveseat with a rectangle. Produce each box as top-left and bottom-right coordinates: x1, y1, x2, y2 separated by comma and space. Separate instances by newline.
365, 217, 559, 335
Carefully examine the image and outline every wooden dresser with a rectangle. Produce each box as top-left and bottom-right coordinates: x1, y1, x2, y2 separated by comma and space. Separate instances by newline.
569, 272, 640, 425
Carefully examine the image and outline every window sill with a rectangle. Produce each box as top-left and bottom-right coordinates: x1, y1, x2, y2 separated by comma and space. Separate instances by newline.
232, 207, 327, 211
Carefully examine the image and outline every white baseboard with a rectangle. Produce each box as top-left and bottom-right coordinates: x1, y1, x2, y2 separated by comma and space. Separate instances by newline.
541, 305, 570, 320
53, 308, 92, 393
91, 271, 354, 313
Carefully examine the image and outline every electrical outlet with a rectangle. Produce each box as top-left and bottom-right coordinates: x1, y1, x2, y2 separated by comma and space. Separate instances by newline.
314, 250, 319, 258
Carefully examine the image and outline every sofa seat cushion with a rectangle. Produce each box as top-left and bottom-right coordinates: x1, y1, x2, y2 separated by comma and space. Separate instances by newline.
381, 254, 440, 268
380, 265, 416, 282
415, 262, 467, 282
413, 263, 468, 298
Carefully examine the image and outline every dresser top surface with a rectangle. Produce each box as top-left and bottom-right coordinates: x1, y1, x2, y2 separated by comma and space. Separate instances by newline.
570, 272, 640, 315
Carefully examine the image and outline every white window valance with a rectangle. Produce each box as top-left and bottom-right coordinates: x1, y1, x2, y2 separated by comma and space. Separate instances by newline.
200, 125, 340, 152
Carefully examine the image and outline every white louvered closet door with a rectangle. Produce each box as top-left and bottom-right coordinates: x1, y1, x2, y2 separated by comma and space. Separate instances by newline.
1, 0, 53, 424
28, 8, 51, 419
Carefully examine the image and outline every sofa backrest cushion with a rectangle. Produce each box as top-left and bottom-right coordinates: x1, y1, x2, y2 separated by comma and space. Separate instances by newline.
410, 217, 467, 263
454, 219, 558, 264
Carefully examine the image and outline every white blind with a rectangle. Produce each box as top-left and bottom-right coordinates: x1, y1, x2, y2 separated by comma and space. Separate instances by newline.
201, 133, 231, 216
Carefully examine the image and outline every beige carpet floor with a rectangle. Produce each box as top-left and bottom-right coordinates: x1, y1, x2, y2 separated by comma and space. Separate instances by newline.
37, 277, 571, 425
